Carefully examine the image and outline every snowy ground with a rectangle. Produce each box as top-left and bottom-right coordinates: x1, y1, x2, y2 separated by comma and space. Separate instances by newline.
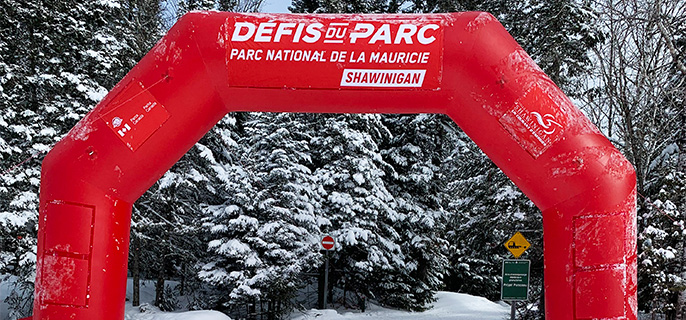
124, 290, 510, 320
123, 280, 509, 320
2, 277, 509, 320
125, 308, 230, 320
290, 292, 509, 320
123, 279, 230, 320
0, 278, 11, 320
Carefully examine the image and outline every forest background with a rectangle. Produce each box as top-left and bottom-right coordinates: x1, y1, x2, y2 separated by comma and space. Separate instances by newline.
0, 0, 684, 319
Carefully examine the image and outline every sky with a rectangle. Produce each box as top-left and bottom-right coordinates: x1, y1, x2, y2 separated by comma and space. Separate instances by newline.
262, 0, 291, 13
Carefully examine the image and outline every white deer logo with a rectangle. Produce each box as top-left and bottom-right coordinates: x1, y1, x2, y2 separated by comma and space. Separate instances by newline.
531, 112, 562, 135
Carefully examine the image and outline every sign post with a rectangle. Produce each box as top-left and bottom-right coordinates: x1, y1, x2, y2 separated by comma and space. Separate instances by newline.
502, 259, 531, 319
320, 235, 335, 309
502, 259, 530, 300
502, 232, 531, 320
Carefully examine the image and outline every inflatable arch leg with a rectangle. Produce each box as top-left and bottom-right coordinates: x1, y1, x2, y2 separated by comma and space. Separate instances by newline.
31, 12, 636, 320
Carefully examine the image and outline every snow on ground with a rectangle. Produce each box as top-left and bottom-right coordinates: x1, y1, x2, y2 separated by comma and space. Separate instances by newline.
0, 277, 11, 320
290, 292, 510, 320
125, 308, 230, 320
123, 279, 230, 320
2, 276, 507, 320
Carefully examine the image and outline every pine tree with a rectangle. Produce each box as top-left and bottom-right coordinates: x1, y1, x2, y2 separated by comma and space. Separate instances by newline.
637, 96, 686, 318
399, 1, 596, 317
290, 0, 402, 13
178, 0, 217, 16
406, 0, 602, 95
1, 1, 133, 317
638, 175, 686, 317
440, 129, 542, 303
199, 113, 323, 317
506, 0, 603, 93
174, 0, 263, 18
129, 112, 244, 311
134, 161, 210, 311
379, 114, 457, 309
307, 114, 418, 309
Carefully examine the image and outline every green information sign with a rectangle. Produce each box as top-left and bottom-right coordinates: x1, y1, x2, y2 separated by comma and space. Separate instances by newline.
501, 259, 530, 301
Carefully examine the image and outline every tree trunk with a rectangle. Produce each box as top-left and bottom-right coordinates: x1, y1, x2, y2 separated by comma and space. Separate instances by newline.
343, 282, 347, 308
678, 290, 686, 320
678, 109, 686, 173
277, 300, 282, 319
154, 256, 165, 308
248, 297, 256, 320
180, 263, 186, 296
317, 264, 325, 309
132, 233, 140, 307
267, 299, 274, 320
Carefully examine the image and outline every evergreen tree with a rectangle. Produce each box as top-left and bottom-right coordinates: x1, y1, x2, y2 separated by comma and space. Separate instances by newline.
637, 92, 686, 318
379, 114, 457, 309
177, 0, 217, 16
286, 1, 586, 315
199, 113, 323, 317
174, 0, 263, 20
307, 114, 419, 309
508, 0, 603, 92
406, 0, 602, 94
290, 0, 403, 13
441, 130, 542, 303
130, 112, 244, 311
133, 160, 210, 311
638, 184, 686, 318
3, 1, 672, 319
0, 1, 133, 317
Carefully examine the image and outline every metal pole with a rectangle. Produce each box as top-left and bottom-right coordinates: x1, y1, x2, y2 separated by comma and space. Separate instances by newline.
323, 251, 329, 308
511, 301, 516, 320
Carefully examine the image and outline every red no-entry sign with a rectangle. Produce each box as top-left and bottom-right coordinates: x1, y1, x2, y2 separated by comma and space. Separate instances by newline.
321, 235, 335, 251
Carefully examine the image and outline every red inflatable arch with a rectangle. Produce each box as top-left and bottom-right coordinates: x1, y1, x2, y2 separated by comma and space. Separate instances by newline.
30, 12, 636, 320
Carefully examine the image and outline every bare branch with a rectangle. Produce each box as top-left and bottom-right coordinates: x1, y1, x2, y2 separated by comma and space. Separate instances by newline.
655, 0, 686, 75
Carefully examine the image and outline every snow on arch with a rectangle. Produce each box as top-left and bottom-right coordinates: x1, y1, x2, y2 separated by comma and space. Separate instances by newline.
31, 11, 636, 320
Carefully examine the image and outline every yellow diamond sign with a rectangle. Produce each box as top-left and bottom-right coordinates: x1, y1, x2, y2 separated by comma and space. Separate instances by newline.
505, 232, 531, 258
